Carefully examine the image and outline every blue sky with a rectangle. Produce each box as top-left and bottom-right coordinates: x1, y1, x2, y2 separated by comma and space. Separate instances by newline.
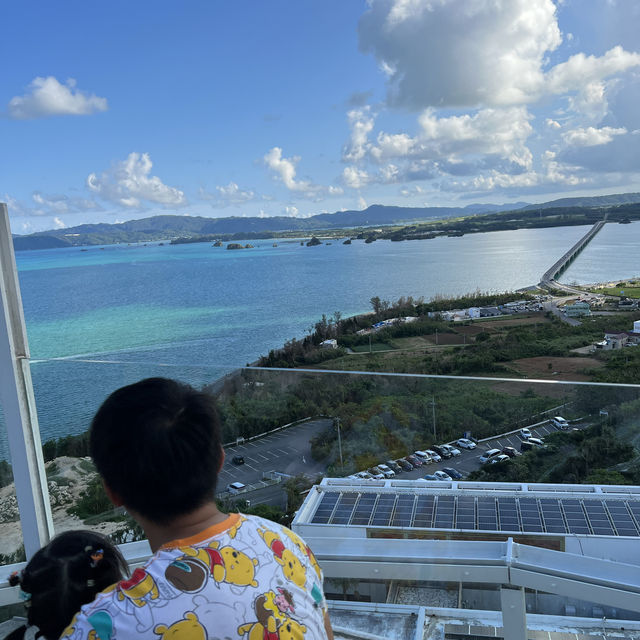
2, 0, 640, 233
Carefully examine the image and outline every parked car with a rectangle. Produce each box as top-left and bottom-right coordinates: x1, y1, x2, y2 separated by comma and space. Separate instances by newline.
405, 454, 424, 467
490, 454, 511, 464
227, 482, 246, 494
457, 438, 476, 450
528, 437, 545, 447
480, 448, 502, 464
425, 449, 442, 463
396, 458, 413, 471
422, 474, 438, 481
231, 455, 245, 465
432, 445, 452, 459
368, 466, 385, 479
414, 450, 433, 463
520, 441, 533, 452
520, 428, 532, 440
551, 416, 569, 429
440, 444, 461, 457
377, 463, 395, 478
386, 460, 402, 474
501, 447, 520, 458
434, 470, 452, 481
442, 467, 463, 479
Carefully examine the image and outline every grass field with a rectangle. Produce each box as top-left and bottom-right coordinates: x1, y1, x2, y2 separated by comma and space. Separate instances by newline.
351, 342, 393, 352
596, 285, 640, 298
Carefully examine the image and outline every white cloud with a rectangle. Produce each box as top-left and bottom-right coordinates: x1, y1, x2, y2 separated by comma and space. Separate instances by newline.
87, 152, 186, 208
52, 217, 66, 229
359, 0, 561, 108
545, 46, 640, 95
366, 107, 534, 171
8, 77, 108, 119
358, 196, 368, 210
31, 191, 102, 214
328, 185, 344, 195
342, 107, 375, 162
264, 147, 319, 194
343, 166, 370, 189
562, 126, 627, 147
546, 119, 562, 129
284, 205, 299, 217
359, 1, 640, 112
199, 182, 256, 207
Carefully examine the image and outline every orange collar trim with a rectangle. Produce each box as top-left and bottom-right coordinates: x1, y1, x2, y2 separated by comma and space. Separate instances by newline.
161, 513, 241, 549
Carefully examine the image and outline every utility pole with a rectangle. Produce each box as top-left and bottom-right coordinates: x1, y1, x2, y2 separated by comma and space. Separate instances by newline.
369, 333, 372, 353
335, 417, 344, 470
430, 397, 437, 437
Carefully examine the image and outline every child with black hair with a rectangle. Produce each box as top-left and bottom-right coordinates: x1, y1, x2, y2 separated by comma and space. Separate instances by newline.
7, 530, 128, 640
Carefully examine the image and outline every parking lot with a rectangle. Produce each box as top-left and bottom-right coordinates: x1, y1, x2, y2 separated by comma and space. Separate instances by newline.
382, 420, 580, 481
219, 418, 332, 489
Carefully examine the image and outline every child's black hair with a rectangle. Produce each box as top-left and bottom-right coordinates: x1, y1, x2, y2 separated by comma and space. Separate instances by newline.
90, 377, 223, 524
10, 530, 128, 640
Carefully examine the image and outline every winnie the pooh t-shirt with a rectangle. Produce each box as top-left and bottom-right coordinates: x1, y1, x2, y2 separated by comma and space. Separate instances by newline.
59, 514, 329, 640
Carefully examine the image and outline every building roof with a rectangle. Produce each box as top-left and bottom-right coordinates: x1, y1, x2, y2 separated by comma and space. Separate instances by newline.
295, 479, 640, 538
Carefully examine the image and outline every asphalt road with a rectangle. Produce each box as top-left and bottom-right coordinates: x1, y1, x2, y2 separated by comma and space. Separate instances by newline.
219, 418, 332, 488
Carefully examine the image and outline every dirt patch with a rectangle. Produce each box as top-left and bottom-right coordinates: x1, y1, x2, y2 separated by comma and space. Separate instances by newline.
477, 314, 550, 330
507, 356, 603, 381
455, 325, 493, 336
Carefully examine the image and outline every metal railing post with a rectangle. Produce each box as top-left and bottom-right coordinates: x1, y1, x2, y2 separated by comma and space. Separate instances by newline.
0, 204, 54, 558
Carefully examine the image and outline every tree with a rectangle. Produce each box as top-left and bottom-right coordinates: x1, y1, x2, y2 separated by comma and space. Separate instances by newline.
370, 296, 382, 315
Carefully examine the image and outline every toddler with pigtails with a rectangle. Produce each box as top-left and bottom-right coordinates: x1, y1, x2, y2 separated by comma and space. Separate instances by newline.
7, 530, 128, 640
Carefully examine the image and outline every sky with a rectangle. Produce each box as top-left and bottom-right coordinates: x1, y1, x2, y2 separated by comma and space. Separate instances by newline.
2, 0, 640, 234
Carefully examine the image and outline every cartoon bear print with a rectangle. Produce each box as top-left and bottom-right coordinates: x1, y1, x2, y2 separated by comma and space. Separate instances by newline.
117, 568, 160, 607
166, 541, 259, 592
154, 611, 206, 640
282, 528, 323, 581
237, 589, 305, 640
257, 527, 306, 589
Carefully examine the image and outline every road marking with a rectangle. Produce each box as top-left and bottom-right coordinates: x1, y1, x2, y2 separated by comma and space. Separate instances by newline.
257, 453, 269, 461
278, 448, 290, 455
245, 442, 259, 448
245, 464, 259, 472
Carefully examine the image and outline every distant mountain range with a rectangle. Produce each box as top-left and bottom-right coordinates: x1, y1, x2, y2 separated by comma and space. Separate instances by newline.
11, 192, 640, 250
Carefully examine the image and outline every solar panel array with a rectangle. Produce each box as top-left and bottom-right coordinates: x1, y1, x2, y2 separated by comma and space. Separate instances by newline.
310, 490, 640, 537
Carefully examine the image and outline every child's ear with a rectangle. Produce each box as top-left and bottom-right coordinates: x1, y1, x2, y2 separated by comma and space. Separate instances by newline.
102, 481, 124, 507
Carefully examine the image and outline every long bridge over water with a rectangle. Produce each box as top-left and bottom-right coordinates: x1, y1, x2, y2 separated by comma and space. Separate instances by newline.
539, 216, 607, 293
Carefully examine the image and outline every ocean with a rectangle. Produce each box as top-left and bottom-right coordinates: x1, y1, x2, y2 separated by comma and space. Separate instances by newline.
2, 221, 639, 457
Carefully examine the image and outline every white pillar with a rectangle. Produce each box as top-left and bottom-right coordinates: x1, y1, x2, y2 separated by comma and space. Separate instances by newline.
500, 586, 527, 640
0, 203, 54, 558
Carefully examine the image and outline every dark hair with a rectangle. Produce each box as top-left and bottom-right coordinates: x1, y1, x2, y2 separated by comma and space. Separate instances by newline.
11, 530, 127, 640
90, 377, 223, 523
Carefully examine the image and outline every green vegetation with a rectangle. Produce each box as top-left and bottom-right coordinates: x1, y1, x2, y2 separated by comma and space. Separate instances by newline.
68, 475, 116, 521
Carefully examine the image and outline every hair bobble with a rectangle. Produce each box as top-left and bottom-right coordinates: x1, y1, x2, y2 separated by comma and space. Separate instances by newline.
9, 571, 32, 605
90, 549, 104, 568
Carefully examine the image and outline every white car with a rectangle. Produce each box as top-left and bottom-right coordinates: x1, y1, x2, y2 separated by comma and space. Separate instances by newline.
440, 444, 461, 457
377, 463, 396, 478
425, 449, 442, 463
434, 470, 452, 481
457, 438, 476, 450
490, 454, 511, 464
551, 416, 569, 429
354, 471, 372, 480
520, 428, 532, 440
367, 467, 385, 480
414, 450, 432, 463
480, 448, 502, 464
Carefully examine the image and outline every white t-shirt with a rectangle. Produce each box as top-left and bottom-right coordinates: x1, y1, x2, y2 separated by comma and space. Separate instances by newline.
60, 514, 329, 640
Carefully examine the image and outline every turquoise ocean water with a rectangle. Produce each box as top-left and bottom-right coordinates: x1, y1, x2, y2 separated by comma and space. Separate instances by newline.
2, 221, 639, 458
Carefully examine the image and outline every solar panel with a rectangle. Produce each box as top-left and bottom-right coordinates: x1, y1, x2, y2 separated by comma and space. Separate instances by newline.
331, 493, 359, 524
391, 495, 415, 527
310, 490, 640, 537
351, 494, 377, 525
413, 496, 435, 527
311, 492, 340, 524
371, 494, 396, 526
